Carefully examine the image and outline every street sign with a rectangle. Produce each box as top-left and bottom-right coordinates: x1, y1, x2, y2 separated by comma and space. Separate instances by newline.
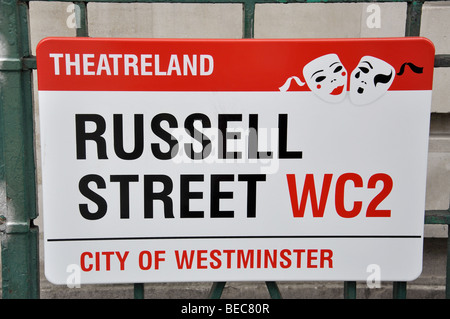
37, 37, 434, 284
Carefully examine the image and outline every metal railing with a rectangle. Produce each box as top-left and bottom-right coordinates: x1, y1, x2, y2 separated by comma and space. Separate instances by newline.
0, 0, 449, 299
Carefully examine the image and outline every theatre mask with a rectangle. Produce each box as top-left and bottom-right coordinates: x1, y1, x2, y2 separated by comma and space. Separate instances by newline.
302, 54, 348, 103
349, 56, 395, 105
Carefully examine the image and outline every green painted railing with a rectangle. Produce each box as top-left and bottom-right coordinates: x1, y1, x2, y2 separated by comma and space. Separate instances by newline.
1, 0, 449, 299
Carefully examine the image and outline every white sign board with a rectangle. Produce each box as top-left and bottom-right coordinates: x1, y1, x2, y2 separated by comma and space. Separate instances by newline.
37, 38, 435, 284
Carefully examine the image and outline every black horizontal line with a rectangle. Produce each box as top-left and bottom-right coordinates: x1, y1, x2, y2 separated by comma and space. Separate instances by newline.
47, 235, 421, 242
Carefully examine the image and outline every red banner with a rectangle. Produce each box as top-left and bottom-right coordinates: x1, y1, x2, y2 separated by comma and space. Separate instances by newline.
37, 37, 434, 92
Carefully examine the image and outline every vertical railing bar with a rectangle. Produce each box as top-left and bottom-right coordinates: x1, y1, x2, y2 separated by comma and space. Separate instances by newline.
20, 2, 32, 58
134, 283, 145, 299
344, 281, 356, 299
265, 281, 282, 299
393, 281, 407, 299
75, 1, 89, 37
405, 0, 423, 37
446, 226, 450, 299
242, 0, 255, 38
208, 282, 226, 299
28, 227, 40, 298
0, 0, 40, 299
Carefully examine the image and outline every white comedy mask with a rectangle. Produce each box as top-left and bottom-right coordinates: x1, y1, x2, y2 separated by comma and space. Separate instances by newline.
349, 56, 395, 105
303, 54, 348, 103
